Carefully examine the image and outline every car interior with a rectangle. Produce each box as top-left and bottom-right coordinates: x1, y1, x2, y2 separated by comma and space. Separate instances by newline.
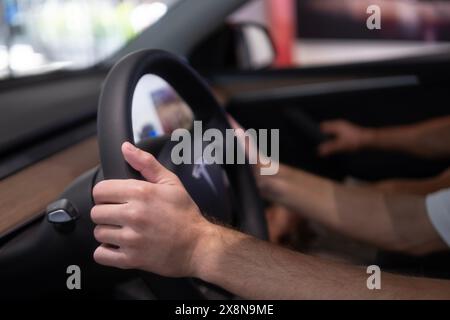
1, 0, 450, 299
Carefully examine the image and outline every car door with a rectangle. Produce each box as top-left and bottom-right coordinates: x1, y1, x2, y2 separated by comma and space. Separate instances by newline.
220, 57, 450, 181
194, 0, 450, 182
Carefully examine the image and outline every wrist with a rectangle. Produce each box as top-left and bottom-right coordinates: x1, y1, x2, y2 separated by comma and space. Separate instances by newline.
359, 127, 377, 148
190, 221, 225, 281
190, 222, 246, 285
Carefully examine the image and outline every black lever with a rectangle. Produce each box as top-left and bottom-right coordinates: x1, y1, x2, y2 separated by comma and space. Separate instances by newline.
46, 199, 79, 225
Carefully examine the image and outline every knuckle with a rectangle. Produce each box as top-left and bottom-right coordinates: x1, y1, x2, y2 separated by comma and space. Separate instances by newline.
126, 207, 144, 225
133, 183, 150, 199
141, 150, 155, 163
136, 184, 147, 197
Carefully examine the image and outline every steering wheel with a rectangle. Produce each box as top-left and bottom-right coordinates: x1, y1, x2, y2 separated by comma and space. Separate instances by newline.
98, 49, 268, 298
0, 50, 268, 299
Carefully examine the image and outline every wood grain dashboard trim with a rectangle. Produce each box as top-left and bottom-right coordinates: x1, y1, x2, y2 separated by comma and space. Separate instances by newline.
0, 137, 99, 236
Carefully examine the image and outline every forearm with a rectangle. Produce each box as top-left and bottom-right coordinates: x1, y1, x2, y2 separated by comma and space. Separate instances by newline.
362, 117, 450, 159
194, 225, 450, 300
259, 165, 446, 254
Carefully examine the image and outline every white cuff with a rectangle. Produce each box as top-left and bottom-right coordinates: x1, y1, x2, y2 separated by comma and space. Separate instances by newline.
426, 189, 450, 247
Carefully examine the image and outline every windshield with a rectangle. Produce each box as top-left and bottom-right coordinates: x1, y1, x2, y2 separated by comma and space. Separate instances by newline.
0, 0, 180, 79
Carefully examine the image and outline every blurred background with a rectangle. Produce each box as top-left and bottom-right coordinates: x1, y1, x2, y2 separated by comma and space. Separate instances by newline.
2, 0, 450, 79
0, 0, 178, 78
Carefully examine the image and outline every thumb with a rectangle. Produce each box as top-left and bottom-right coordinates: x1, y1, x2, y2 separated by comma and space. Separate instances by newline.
122, 142, 175, 184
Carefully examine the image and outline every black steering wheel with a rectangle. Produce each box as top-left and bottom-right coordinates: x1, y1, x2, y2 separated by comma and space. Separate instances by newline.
0, 50, 267, 299
99, 50, 267, 239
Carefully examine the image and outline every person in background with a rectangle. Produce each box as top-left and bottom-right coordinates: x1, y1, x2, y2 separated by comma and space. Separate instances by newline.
318, 116, 450, 195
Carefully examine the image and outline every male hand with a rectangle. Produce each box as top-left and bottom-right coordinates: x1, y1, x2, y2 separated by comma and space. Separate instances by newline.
318, 120, 372, 157
91, 142, 212, 278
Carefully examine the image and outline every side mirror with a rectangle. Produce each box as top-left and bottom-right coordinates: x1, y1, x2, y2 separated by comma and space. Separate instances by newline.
232, 22, 276, 70
190, 22, 276, 73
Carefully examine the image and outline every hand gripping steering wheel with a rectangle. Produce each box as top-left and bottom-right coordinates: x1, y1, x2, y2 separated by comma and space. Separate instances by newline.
97, 50, 268, 298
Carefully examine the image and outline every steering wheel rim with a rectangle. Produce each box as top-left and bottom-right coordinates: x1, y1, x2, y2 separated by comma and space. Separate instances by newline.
99, 51, 213, 179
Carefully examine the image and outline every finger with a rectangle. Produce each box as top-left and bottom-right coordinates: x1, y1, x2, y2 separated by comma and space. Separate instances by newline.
91, 204, 128, 226
92, 179, 144, 204
318, 142, 343, 157
94, 225, 123, 246
93, 244, 129, 269
320, 122, 341, 135
122, 142, 174, 184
